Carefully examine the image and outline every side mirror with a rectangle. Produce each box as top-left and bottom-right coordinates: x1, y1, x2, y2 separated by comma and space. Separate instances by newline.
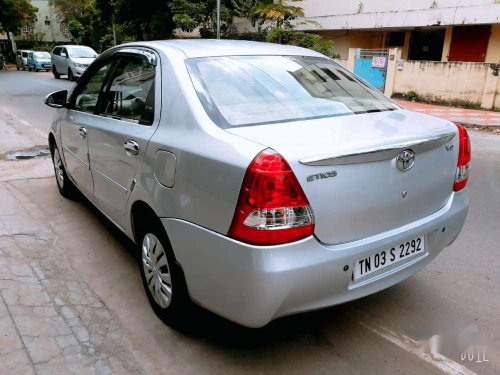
44, 90, 68, 108
61, 52, 67, 58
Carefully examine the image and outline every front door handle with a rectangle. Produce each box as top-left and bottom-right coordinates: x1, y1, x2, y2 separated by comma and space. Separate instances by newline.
78, 127, 87, 138
124, 140, 139, 155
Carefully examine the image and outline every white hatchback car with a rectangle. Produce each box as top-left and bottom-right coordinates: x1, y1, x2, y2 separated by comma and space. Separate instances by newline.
45, 40, 470, 328
51, 45, 98, 81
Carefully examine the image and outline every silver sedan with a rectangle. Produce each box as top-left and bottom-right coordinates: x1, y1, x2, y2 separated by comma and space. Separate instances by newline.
45, 40, 470, 328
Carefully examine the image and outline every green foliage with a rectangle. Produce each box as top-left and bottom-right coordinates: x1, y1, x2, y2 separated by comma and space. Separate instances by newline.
253, 0, 304, 29
267, 28, 338, 58
46, 0, 339, 58
67, 19, 85, 40
15, 40, 70, 52
405, 90, 420, 102
0, 0, 38, 36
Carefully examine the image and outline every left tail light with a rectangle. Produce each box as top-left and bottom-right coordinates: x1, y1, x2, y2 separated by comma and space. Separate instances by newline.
228, 149, 315, 246
454, 124, 471, 191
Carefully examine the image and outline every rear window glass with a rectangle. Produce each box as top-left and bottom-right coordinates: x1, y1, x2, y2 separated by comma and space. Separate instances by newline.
187, 55, 397, 128
34, 52, 50, 59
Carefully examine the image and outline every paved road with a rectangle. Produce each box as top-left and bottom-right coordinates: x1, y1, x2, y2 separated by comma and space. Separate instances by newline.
0, 69, 73, 133
0, 69, 498, 374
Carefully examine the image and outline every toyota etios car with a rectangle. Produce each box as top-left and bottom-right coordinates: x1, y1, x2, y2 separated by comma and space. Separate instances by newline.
45, 40, 470, 328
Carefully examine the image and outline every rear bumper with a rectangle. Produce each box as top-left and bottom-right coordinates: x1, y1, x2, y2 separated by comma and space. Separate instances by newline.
162, 191, 468, 328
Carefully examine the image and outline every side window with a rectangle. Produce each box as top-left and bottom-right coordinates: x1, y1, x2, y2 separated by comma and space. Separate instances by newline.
99, 55, 155, 125
72, 61, 113, 113
61, 48, 67, 57
53, 47, 60, 56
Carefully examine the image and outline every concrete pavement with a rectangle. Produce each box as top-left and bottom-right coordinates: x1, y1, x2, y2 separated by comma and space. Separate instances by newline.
395, 99, 500, 127
0, 69, 499, 374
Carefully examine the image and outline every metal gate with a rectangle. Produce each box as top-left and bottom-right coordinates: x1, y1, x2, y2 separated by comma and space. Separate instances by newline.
353, 49, 388, 92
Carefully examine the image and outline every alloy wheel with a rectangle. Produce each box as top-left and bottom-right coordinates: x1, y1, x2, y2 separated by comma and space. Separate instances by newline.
52, 148, 64, 189
142, 233, 173, 309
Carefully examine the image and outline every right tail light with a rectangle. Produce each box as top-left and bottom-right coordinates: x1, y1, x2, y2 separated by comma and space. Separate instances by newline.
454, 124, 471, 191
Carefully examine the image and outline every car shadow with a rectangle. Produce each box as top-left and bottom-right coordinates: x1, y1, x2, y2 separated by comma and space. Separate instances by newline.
71, 187, 400, 349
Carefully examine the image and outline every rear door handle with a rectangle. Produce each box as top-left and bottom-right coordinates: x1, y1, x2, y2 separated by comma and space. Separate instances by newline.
124, 140, 139, 155
78, 127, 87, 138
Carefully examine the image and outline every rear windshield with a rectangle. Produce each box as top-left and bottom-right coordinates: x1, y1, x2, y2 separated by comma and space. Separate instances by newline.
34, 52, 50, 59
187, 55, 397, 128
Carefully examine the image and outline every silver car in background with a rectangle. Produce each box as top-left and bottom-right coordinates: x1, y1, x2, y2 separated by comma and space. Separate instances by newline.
16, 49, 33, 70
51, 45, 98, 81
45, 40, 470, 328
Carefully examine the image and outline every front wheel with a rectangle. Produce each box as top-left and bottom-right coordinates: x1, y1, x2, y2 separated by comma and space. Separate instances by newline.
68, 69, 75, 81
51, 145, 77, 199
139, 224, 192, 326
52, 66, 60, 79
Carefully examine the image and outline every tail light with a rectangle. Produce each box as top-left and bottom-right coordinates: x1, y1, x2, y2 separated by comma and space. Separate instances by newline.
228, 149, 315, 245
454, 124, 471, 191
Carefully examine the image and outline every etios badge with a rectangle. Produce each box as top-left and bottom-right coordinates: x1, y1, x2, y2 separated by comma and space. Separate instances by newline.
396, 149, 415, 171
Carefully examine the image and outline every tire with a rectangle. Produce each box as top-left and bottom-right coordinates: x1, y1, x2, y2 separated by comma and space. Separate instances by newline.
138, 220, 192, 327
68, 68, 75, 81
51, 144, 78, 199
52, 66, 60, 79
35, 67, 39, 72
16, 65, 20, 71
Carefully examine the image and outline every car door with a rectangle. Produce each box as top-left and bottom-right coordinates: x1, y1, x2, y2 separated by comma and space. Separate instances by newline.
27, 52, 33, 68
56, 47, 67, 73
52, 47, 61, 72
60, 57, 116, 198
87, 49, 159, 229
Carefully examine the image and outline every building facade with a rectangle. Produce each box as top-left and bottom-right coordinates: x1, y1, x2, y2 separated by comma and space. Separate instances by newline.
0, 0, 71, 53
294, 0, 500, 62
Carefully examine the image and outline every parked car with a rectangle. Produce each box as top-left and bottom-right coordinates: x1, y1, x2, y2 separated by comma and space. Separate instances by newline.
27, 51, 52, 72
16, 49, 33, 70
51, 45, 98, 81
44, 40, 470, 328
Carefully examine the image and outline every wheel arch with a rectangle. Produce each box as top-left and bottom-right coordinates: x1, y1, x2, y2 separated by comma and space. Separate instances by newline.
130, 200, 164, 245
48, 132, 56, 155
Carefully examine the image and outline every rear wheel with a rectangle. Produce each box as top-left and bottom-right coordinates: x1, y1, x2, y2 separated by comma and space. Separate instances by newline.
16, 65, 20, 71
51, 144, 77, 199
138, 220, 192, 326
52, 66, 60, 79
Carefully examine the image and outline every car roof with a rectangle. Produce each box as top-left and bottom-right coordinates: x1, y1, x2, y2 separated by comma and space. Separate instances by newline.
54, 45, 94, 49
125, 39, 324, 59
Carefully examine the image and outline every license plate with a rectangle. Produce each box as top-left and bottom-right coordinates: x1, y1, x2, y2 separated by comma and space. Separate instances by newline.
354, 236, 425, 280
44, 65, 50, 68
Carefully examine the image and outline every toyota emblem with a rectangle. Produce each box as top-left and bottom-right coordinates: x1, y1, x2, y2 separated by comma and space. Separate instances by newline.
396, 149, 415, 171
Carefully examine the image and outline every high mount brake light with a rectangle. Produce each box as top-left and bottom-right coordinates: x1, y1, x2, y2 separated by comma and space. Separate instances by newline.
228, 149, 315, 246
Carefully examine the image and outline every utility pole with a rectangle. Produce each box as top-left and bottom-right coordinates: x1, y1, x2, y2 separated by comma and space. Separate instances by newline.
216, 0, 221, 39
112, 15, 117, 46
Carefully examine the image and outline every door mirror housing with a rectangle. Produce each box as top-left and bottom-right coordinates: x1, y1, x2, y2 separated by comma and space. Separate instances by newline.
44, 90, 68, 108
61, 52, 67, 58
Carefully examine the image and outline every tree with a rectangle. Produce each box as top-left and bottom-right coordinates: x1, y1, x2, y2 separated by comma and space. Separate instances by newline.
0, 0, 38, 55
253, 0, 304, 31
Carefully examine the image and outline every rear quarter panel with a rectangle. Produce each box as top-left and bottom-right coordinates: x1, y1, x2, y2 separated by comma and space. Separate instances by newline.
126, 46, 264, 237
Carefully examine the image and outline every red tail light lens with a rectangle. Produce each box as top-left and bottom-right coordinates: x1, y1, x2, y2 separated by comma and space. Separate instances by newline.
454, 124, 471, 191
228, 149, 315, 245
